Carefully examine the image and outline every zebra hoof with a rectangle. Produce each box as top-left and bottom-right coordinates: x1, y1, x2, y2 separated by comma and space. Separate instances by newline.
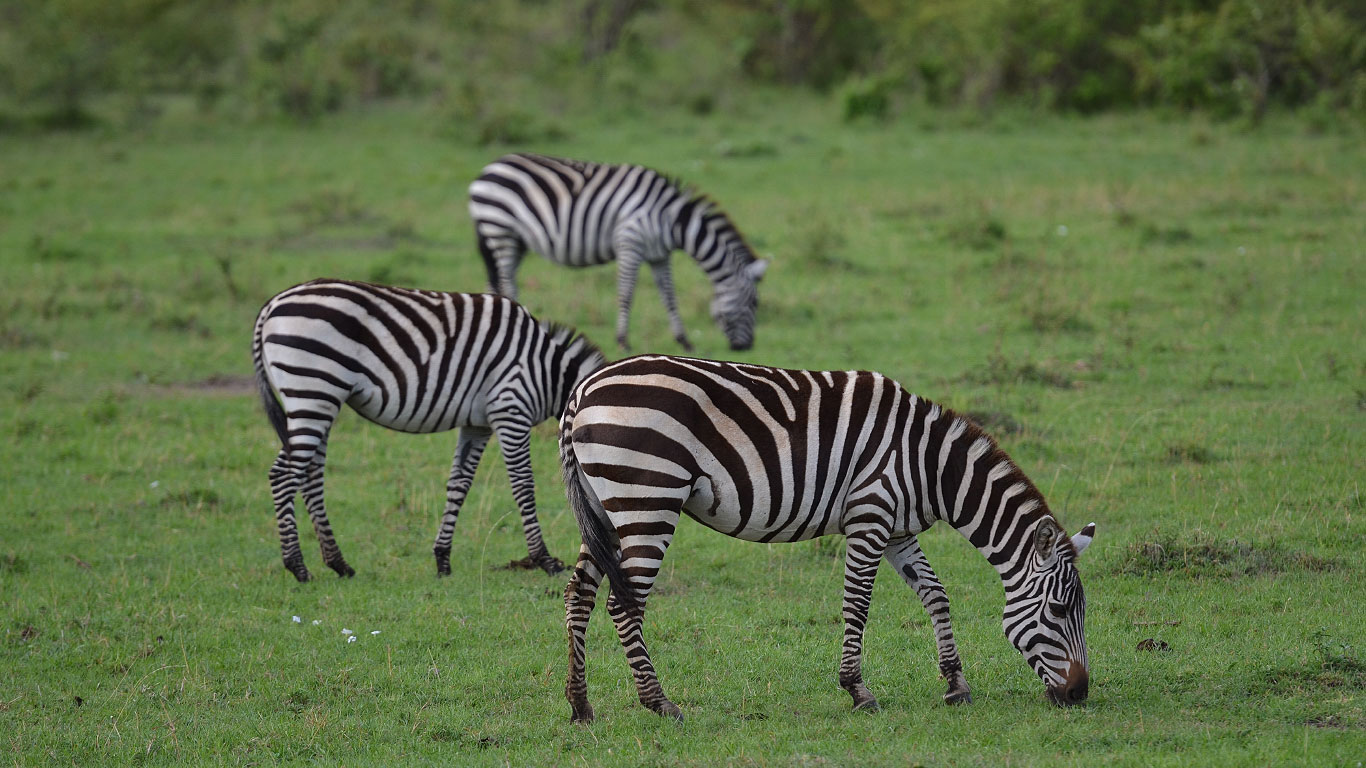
284, 558, 310, 582
328, 560, 355, 578
944, 687, 972, 705
570, 704, 595, 724
651, 700, 684, 722
676, 336, 694, 352
852, 697, 880, 712
539, 556, 566, 575
435, 551, 452, 577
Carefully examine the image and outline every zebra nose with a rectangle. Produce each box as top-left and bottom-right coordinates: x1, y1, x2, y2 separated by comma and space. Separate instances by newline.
1052, 664, 1088, 706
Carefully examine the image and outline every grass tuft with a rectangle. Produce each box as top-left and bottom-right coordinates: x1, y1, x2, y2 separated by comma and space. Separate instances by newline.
1113, 530, 1333, 578
1139, 223, 1196, 246
963, 354, 1074, 389
1165, 441, 1217, 464
961, 409, 1026, 436
945, 211, 1008, 250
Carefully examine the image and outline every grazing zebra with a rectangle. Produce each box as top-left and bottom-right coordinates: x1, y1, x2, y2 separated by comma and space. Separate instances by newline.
559, 355, 1096, 721
252, 279, 605, 581
468, 153, 770, 352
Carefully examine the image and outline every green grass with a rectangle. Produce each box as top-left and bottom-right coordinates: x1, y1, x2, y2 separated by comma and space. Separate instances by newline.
2, 96, 1364, 765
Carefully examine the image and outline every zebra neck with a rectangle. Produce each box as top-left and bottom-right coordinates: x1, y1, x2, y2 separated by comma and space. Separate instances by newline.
921, 419, 1054, 584
669, 195, 745, 284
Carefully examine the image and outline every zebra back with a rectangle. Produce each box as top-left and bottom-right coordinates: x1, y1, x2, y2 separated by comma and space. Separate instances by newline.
255, 279, 603, 434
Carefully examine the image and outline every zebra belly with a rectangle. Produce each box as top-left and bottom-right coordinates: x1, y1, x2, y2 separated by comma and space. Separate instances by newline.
679, 476, 851, 543
346, 378, 489, 434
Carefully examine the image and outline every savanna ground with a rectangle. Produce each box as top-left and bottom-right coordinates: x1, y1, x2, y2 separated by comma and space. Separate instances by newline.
1, 95, 1364, 765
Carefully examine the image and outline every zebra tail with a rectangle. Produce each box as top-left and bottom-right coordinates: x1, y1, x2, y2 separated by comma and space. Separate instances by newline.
558, 407, 639, 611
252, 304, 289, 447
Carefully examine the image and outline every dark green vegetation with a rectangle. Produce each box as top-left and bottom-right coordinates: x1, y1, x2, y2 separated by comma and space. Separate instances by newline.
3, 0, 1364, 131
1, 99, 1363, 765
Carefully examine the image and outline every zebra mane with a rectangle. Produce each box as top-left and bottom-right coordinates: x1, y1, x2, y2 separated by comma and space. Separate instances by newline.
540, 321, 607, 368
940, 406, 1065, 554
674, 187, 760, 272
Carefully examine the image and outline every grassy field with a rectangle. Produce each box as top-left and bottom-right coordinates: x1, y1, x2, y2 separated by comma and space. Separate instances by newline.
2, 95, 1364, 765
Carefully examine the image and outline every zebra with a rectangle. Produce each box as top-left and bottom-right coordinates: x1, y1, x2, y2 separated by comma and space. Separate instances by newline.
252, 278, 605, 581
468, 153, 770, 353
558, 354, 1096, 722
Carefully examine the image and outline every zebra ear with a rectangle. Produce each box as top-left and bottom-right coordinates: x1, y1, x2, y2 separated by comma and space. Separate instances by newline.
1034, 521, 1060, 557
1071, 523, 1096, 557
745, 259, 769, 282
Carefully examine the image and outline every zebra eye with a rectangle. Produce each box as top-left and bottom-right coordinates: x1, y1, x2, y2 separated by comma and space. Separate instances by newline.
1046, 601, 1068, 619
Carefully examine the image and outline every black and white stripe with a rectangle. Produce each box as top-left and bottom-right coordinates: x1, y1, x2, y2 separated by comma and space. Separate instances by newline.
469, 153, 769, 352
559, 355, 1095, 721
252, 279, 605, 581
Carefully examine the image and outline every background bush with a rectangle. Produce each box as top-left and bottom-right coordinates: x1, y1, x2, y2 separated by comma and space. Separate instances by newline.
0, 0, 1362, 129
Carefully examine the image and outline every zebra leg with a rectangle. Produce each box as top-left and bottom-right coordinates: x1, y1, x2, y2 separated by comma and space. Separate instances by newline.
605, 508, 683, 720
269, 449, 311, 582
300, 432, 355, 578
885, 535, 972, 704
490, 412, 563, 574
564, 544, 603, 723
493, 248, 523, 300
612, 248, 643, 351
271, 399, 340, 582
432, 426, 492, 576
648, 259, 692, 352
838, 520, 892, 711
476, 224, 525, 299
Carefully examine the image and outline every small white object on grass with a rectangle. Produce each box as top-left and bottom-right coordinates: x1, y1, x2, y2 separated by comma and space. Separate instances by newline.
312, 619, 321, 626
371, 630, 381, 635
1056, 225, 1069, 237
292, 615, 301, 623
341, 628, 354, 636
149, 481, 159, 489
347, 636, 356, 643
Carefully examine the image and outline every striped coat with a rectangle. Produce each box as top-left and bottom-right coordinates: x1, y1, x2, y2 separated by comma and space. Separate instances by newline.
559, 355, 1095, 721
469, 153, 769, 352
252, 279, 605, 580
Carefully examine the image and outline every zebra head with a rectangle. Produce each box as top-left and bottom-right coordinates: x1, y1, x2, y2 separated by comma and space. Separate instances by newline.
1004, 519, 1096, 706
710, 257, 768, 351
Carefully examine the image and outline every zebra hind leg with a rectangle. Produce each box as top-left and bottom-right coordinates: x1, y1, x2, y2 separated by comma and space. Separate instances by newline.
885, 536, 972, 704
433, 427, 491, 576
564, 545, 602, 723
604, 507, 682, 720
837, 521, 892, 712
607, 592, 681, 720
270, 449, 311, 582
300, 437, 354, 578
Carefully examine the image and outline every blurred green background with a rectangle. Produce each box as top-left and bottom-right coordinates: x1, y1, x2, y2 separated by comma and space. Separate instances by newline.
2, 0, 1364, 132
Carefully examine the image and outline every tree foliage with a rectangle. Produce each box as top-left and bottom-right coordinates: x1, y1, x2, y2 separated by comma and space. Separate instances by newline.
0, 0, 1361, 128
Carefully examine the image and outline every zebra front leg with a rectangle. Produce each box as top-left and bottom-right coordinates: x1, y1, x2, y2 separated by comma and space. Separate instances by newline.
433, 426, 491, 576
885, 536, 972, 704
606, 507, 682, 720
838, 520, 892, 711
565, 545, 603, 723
612, 244, 644, 351
269, 449, 310, 582
648, 259, 692, 352
300, 436, 354, 578
491, 413, 562, 574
